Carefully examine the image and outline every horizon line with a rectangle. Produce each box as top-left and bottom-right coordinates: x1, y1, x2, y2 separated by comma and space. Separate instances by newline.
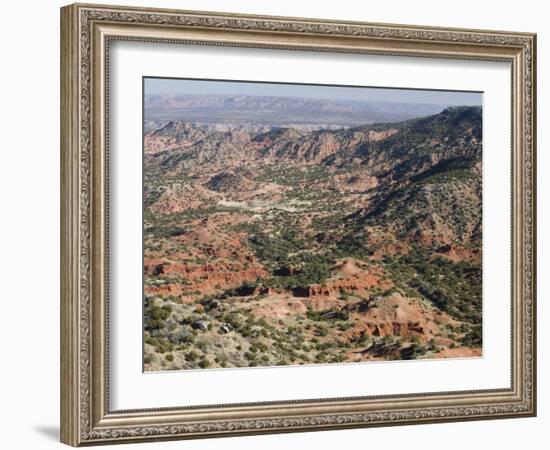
144, 92, 483, 107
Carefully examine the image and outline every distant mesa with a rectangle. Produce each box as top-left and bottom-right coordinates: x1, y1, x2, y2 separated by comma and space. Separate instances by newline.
144, 93, 450, 126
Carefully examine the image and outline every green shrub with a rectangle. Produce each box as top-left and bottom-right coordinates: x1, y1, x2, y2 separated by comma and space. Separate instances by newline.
198, 358, 210, 369
144, 303, 173, 331
186, 350, 199, 362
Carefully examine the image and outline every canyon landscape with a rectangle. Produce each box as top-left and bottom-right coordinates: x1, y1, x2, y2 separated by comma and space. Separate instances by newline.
143, 79, 483, 371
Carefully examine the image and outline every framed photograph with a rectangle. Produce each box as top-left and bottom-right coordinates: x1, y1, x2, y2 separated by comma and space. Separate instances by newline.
60, 3, 537, 446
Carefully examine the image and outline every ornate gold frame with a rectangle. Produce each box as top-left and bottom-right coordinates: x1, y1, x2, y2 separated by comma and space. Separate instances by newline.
60, 3, 536, 446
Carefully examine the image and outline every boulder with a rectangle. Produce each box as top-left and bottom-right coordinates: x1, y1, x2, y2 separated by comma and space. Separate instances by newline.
191, 320, 208, 331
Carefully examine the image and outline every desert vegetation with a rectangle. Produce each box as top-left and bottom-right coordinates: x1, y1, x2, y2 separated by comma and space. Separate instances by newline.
143, 97, 483, 371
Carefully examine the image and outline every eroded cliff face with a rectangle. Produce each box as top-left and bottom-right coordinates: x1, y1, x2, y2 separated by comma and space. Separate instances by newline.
143, 106, 483, 371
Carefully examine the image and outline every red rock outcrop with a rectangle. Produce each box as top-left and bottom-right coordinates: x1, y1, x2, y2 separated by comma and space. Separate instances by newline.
144, 259, 268, 299
432, 244, 481, 264
292, 260, 392, 305
367, 128, 398, 141
343, 293, 460, 343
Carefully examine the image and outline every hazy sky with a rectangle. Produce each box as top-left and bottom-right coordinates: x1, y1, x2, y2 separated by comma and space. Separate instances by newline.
144, 77, 482, 106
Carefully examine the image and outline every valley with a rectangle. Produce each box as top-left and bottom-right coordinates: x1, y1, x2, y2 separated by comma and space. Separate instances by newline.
143, 103, 483, 371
